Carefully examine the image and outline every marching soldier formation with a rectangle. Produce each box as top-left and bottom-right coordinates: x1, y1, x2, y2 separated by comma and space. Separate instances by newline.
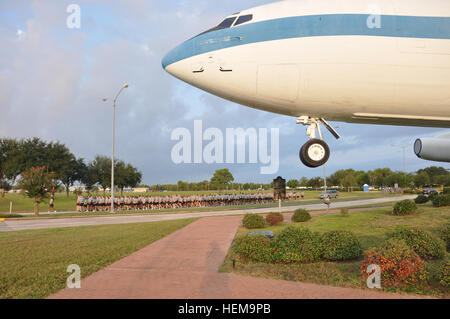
76, 192, 305, 213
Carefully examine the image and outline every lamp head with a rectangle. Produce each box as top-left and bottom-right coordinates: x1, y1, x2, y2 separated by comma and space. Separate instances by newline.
123, 84, 129, 88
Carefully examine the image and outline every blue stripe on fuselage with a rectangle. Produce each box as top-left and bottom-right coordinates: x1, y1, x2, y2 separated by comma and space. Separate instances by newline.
162, 14, 450, 69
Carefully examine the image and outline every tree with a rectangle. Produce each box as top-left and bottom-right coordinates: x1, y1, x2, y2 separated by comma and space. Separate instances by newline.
90, 155, 112, 193
210, 169, 234, 190
307, 177, 323, 189
342, 175, 356, 192
330, 169, 356, 187
287, 179, 300, 189
0, 138, 20, 190
299, 177, 309, 187
18, 166, 54, 216
116, 161, 142, 194
414, 172, 431, 188
0, 179, 11, 198
435, 174, 450, 186
417, 166, 449, 184
59, 157, 86, 197
2, 138, 49, 182
124, 164, 142, 190
369, 168, 394, 187
80, 161, 98, 194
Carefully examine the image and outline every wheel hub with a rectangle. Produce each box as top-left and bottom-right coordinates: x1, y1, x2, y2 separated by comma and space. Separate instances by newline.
307, 144, 326, 161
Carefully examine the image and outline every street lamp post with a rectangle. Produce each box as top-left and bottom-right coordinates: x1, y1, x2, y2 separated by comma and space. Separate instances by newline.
105, 84, 128, 213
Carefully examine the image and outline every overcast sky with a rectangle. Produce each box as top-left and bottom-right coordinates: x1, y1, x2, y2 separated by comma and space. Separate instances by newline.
0, 0, 448, 185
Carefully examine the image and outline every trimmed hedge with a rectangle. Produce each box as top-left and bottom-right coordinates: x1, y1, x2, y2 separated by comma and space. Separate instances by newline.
292, 209, 312, 222
320, 231, 363, 261
361, 239, 428, 287
432, 194, 450, 207
393, 200, 417, 216
429, 192, 439, 202
414, 195, 429, 204
441, 225, 450, 252
386, 227, 445, 260
265, 212, 284, 226
271, 227, 322, 264
439, 259, 450, 288
242, 214, 266, 229
234, 235, 272, 263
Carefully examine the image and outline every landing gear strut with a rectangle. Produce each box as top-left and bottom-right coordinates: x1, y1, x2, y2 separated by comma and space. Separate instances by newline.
297, 116, 341, 168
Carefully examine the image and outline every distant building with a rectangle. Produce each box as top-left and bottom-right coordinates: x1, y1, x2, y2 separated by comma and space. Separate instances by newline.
133, 188, 150, 193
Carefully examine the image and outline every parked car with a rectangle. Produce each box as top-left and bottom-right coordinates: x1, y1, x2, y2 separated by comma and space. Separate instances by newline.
422, 188, 438, 196
319, 190, 339, 199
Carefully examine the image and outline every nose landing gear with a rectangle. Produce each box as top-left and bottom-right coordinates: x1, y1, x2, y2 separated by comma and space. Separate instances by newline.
297, 116, 341, 168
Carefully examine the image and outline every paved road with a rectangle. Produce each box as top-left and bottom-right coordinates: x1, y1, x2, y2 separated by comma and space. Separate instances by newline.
50, 216, 418, 299
0, 196, 415, 232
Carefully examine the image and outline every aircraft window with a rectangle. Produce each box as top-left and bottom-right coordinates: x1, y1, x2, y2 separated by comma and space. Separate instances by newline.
193, 17, 237, 38
217, 17, 237, 29
234, 14, 253, 26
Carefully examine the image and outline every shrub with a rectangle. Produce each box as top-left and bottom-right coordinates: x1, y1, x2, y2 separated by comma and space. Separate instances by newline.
234, 235, 273, 263
340, 208, 349, 217
361, 239, 428, 287
414, 195, 429, 204
439, 259, 450, 288
271, 227, 322, 263
292, 209, 312, 222
432, 194, 450, 207
429, 192, 439, 202
443, 187, 450, 195
440, 225, 450, 252
386, 226, 445, 260
393, 200, 417, 216
265, 212, 284, 226
242, 214, 266, 229
320, 231, 363, 261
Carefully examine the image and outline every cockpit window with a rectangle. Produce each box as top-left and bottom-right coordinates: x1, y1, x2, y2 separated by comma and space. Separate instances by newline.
234, 14, 253, 26
193, 17, 237, 38
217, 17, 237, 29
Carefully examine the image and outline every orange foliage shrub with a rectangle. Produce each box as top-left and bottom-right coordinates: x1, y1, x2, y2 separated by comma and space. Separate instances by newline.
361, 239, 428, 287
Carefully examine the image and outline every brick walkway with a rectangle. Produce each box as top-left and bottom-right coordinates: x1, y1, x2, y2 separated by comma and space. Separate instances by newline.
50, 216, 418, 299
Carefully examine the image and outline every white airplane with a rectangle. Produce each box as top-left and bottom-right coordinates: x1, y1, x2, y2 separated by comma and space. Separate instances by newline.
162, 0, 450, 168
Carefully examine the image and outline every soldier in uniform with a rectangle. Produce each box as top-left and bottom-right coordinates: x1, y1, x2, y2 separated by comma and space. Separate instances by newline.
76, 195, 84, 212
87, 195, 93, 212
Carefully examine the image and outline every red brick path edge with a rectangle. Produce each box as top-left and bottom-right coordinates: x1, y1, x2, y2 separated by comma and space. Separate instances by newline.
49, 216, 422, 299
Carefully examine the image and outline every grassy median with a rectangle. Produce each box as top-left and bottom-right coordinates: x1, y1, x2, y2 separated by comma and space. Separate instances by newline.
221, 206, 449, 298
0, 218, 197, 299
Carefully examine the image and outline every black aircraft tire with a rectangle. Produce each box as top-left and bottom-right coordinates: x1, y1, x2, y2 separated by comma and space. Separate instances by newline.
299, 144, 315, 168
300, 139, 330, 168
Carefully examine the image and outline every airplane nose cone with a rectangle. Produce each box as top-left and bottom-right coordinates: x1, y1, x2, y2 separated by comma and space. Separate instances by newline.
161, 49, 174, 71
162, 39, 194, 72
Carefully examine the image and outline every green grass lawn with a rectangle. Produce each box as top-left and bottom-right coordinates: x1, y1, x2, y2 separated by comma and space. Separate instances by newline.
0, 218, 197, 299
0, 193, 78, 213
220, 205, 450, 298
0, 191, 401, 216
